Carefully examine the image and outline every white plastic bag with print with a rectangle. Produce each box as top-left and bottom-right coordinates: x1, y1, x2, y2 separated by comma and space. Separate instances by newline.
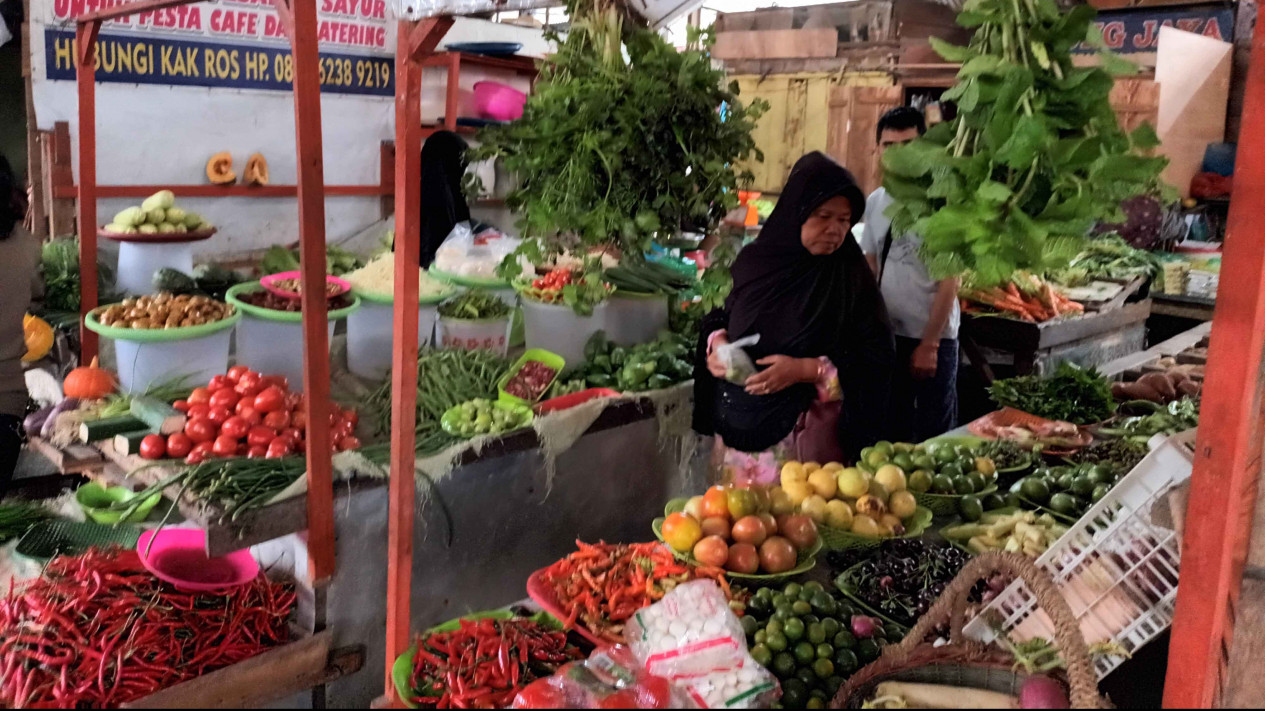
625, 580, 748, 680
716, 334, 761, 385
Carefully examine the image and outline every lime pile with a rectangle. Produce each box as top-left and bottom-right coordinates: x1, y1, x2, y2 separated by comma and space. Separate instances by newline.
742, 581, 897, 709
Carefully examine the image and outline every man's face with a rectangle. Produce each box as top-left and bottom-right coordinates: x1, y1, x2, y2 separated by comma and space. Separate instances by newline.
879, 127, 920, 152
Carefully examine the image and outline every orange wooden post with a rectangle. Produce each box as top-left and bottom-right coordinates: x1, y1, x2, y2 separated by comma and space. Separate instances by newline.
282, 0, 338, 585
1163, 11, 1265, 708
385, 16, 453, 699
74, 20, 101, 364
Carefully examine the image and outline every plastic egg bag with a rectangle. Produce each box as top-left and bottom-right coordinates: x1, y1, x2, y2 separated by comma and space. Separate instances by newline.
624, 580, 780, 708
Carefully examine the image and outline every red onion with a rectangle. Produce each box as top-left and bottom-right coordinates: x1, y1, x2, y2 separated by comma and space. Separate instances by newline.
1019, 675, 1069, 709
850, 615, 878, 639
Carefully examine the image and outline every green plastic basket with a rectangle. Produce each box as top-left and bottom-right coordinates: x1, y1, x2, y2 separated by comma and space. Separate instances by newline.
655, 498, 820, 581
834, 562, 916, 631
391, 610, 563, 709
912, 484, 999, 517
225, 282, 360, 322
15, 520, 143, 562
497, 349, 566, 407
85, 304, 241, 342
816, 506, 934, 551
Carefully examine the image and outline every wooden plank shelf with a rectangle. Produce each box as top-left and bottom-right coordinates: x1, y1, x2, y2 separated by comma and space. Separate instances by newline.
86, 394, 666, 557
121, 630, 365, 709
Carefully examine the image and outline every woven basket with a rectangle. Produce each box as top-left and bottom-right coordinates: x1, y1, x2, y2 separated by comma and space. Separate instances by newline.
831, 552, 1109, 709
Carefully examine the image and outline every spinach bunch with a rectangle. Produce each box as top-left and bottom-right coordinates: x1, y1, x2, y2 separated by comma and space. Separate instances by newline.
989, 361, 1114, 424
882, 0, 1169, 285
471, 0, 766, 259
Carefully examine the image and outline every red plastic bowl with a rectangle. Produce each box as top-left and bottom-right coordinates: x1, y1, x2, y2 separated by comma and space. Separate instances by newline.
534, 388, 619, 414
473, 81, 527, 121
137, 528, 259, 591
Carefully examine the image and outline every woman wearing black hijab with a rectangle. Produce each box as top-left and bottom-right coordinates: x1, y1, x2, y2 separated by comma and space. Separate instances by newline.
415, 131, 472, 267
693, 152, 895, 486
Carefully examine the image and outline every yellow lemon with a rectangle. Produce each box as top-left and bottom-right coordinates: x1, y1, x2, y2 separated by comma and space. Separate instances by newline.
874, 465, 907, 493
780, 461, 806, 487
824, 499, 853, 529
823, 461, 844, 473
850, 514, 884, 538
783, 480, 813, 507
802, 461, 822, 475
880, 513, 905, 535
888, 490, 918, 519
837, 467, 870, 499
800, 495, 828, 524
807, 469, 838, 500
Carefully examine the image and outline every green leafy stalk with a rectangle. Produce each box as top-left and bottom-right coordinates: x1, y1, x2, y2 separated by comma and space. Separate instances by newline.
884, 0, 1169, 285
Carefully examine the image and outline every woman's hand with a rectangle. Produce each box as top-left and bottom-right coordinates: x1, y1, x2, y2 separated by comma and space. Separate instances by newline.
745, 356, 818, 396
706, 332, 729, 379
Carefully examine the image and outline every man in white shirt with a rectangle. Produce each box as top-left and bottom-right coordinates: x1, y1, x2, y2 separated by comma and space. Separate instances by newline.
860, 107, 961, 441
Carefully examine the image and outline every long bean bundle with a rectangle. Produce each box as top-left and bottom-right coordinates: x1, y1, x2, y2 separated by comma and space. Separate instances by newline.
120, 457, 308, 523
363, 348, 510, 439
0, 502, 52, 543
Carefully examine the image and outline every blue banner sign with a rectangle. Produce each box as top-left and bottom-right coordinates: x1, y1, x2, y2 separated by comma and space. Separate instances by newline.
45, 28, 393, 96
1073, 3, 1234, 54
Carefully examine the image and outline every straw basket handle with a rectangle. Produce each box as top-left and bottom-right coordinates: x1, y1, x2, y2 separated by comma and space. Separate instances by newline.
899, 552, 1101, 709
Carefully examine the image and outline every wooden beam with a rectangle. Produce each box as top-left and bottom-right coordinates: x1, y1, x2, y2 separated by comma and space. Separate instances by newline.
52, 184, 391, 199
386, 16, 447, 701
286, 0, 337, 586
1163, 10, 1265, 708
407, 16, 455, 62
77, 0, 200, 24
75, 21, 100, 364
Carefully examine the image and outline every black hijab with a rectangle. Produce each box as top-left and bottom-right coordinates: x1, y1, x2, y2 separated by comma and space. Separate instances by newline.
417, 131, 472, 267
693, 152, 895, 459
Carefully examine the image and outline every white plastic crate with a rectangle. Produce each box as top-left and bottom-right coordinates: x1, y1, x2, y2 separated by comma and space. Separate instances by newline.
964, 430, 1196, 678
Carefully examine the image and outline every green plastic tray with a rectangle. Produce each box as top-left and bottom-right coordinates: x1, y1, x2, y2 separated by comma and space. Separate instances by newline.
816, 506, 934, 551
497, 348, 566, 407
391, 610, 563, 709
15, 520, 143, 561
834, 562, 915, 631
654, 498, 820, 581
913, 484, 999, 517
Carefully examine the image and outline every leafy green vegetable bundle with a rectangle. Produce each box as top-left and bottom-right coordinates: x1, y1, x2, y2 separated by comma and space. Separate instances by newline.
988, 362, 1114, 424
1047, 235, 1160, 286
471, 0, 765, 258
882, 0, 1168, 285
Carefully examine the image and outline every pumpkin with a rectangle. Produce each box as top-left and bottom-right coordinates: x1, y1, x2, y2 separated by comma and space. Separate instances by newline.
63, 357, 116, 400
22, 314, 54, 363
244, 153, 269, 186
206, 152, 236, 185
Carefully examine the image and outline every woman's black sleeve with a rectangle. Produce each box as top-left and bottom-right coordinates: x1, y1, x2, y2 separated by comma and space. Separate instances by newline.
691, 308, 729, 436
833, 269, 896, 461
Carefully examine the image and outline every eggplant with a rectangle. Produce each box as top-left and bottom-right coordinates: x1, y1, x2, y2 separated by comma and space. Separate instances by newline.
38, 398, 79, 439
23, 405, 55, 435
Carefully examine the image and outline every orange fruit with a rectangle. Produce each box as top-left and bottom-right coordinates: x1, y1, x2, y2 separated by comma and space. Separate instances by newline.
701, 486, 731, 521
661, 512, 702, 553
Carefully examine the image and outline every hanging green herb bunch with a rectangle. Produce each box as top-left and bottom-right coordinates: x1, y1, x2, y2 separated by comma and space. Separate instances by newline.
470, 0, 767, 272
882, 0, 1169, 285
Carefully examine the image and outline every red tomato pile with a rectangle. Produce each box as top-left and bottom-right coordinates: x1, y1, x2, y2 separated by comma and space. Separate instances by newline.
139, 365, 361, 463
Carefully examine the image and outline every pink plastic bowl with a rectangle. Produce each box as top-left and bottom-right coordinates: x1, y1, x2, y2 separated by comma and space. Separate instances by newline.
138, 528, 259, 591
473, 81, 527, 121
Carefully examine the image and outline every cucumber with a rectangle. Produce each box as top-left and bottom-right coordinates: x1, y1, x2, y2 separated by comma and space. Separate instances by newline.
129, 396, 186, 435
114, 429, 158, 456
80, 415, 148, 443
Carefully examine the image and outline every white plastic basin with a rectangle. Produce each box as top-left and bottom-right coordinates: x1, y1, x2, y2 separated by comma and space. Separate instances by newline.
520, 298, 609, 366
606, 292, 669, 346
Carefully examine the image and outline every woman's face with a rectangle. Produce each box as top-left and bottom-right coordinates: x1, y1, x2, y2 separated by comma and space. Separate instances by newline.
800, 196, 852, 256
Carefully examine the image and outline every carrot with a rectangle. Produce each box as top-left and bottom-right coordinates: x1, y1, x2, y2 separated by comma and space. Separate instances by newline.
1006, 283, 1022, 300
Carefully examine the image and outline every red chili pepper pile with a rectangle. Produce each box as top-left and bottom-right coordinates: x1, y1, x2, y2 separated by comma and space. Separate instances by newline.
408, 617, 580, 709
540, 540, 733, 644
0, 548, 294, 708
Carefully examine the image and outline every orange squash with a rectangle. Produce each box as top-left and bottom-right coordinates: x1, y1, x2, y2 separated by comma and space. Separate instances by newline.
22, 314, 54, 363
63, 357, 116, 400
244, 153, 269, 186
206, 152, 236, 185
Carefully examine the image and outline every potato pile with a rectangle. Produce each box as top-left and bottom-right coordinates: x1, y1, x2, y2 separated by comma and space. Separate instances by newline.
96, 293, 234, 329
